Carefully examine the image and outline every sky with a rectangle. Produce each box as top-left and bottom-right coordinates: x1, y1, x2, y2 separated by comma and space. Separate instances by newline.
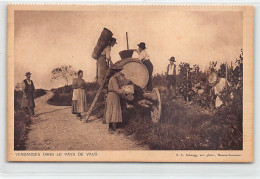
14, 9, 243, 89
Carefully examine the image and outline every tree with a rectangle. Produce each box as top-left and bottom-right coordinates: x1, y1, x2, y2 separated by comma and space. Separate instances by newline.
51, 65, 76, 86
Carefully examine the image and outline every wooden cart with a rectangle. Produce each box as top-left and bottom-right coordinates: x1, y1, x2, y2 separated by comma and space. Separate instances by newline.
84, 50, 162, 123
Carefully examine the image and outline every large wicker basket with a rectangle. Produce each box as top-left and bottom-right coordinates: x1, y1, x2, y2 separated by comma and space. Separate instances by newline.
91, 28, 113, 60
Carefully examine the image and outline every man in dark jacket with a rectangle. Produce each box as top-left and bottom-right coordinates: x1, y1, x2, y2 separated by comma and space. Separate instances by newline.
21, 72, 35, 117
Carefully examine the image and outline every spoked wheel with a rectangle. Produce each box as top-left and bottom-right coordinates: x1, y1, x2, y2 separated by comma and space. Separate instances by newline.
151, 88, 162, 123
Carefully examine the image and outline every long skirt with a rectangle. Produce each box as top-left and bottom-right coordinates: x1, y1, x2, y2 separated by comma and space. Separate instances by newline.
72, 100, 77, 114
97, 55, 108, 84
105, 92, 122, 124
74, 89, 87, 113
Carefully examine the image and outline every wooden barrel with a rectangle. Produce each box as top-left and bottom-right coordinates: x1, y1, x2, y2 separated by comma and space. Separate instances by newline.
91, 28, 113, 60
114, 58, 149, 89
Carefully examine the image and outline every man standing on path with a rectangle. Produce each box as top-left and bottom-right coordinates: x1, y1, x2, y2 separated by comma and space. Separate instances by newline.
97, 37, 117, 85
135, 42, 154, 91
166, 57, 177, 99
21, 72, 36, 117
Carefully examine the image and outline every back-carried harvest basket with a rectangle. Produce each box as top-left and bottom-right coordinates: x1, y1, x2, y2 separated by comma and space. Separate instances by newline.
91, 28, 113, 60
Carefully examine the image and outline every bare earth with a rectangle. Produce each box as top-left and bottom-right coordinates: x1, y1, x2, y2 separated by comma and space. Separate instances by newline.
26, 91, 147, 150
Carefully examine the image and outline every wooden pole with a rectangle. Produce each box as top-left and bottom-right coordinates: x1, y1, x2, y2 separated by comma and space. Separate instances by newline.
226, 62, 228, 79
126, 32, 129, 50
225, 62, 228, 87
96, 60, 98, 82
83, 69, 110, 121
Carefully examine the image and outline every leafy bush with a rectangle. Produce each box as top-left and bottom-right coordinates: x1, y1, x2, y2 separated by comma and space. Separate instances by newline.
14, 88, 46, 150
122, 98, 242, 150
122, 50, 243, 150
47, 82, 100, 106
14, 90, 23, 112
34, 89, 47, 98
47, 93, 72, 106
14, 111, 31, 150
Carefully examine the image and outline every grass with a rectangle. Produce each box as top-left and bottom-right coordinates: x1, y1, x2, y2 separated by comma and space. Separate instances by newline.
47, 82, 100, 106
121, 95, 242, 150
14, 111, 31, 150
14, 89, 47, 150
18, 81, 242, 150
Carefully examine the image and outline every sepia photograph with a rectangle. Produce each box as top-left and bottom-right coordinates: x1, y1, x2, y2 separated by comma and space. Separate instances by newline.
7, 5, 254, 162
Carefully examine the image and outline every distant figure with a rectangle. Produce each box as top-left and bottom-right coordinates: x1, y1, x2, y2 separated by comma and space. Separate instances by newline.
166, 57, 177, 99
195, 77, 207, 95
97, 37, 117, 84
208, 72, 229, 108
72, 70, 88, 120
135, 42, 153, 91
21, 72, 35, 117
104, 67, 129, 134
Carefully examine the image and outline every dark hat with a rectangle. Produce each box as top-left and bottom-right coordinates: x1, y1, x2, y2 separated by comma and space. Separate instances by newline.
169, 57, 176, 62
25, 72, 32, 76
137, 42, 146, 49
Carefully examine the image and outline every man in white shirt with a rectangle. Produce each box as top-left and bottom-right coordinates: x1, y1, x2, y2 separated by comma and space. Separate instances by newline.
166, 57, 177, 99
97, 37, 116, 84
135, 42, 153, 91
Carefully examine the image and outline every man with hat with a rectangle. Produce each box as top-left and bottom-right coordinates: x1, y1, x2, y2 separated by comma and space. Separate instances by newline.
21, 72, 36, 117
135, 42, 154, 91
166, 57, 177, 99
104, 66, 130, 134
97, 37, 117, 85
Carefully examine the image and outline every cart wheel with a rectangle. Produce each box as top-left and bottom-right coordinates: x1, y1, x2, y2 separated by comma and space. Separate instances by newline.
151, 88, 162, 123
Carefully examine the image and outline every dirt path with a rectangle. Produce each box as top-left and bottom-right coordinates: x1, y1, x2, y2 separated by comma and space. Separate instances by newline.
26, 91, 147, 150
